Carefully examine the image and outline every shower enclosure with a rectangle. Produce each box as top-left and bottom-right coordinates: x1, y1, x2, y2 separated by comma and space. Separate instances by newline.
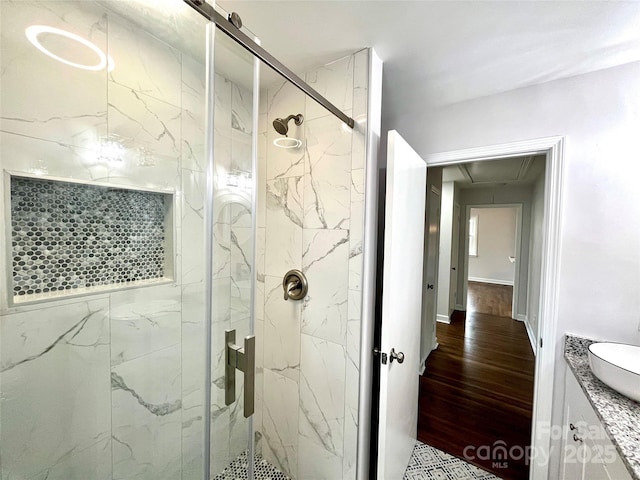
0, 1, 372, 479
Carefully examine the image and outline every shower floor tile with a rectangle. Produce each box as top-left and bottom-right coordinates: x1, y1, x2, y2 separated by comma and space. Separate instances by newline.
213, 451, 290, 480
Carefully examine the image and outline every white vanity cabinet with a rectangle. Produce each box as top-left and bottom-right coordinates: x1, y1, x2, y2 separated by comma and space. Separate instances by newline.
561, 369, 632, 480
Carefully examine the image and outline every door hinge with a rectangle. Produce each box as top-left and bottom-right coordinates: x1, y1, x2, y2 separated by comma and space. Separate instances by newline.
540, 337, 543, 349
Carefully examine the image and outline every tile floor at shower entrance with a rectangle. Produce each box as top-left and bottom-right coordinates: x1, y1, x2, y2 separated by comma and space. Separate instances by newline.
212, 452, 289, 480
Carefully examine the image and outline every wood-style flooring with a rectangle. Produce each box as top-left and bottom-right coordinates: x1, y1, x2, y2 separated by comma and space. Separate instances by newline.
418, 282, 535, 480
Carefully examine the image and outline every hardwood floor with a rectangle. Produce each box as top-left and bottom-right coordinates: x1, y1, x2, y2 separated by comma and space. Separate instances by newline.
467, 281, 513, 317
418, 283, 535, 480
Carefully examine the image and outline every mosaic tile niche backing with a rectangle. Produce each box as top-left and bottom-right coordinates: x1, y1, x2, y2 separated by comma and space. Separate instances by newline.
10, 175, 172, 300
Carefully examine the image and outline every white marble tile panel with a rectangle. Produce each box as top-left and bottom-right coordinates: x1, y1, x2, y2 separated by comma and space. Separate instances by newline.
26, 437, 112, 480
213, 220, 231, 280
254, 318, 265, 454
349, 168, 365, 291
111, 345, 182, 480
305, 55, 354, 122
297, 434, 343, 480
228, 378, 249, 460
259, 112, 268, 136
181, 282, 206, 480
230, 226, 253, 323
182, 168, 207, 284
107, 12, 182, 107
262, 368, 299, 479
210, 407, 231, 478
232, 83, 253, 135
255, 227, 266, 320
259, 87, 268, 117
231, 128, 253, 176
264, 275, 301, 382
342, 405, 359, 480
182, 389, 205, 480
106, 82, 181, 190
213, 74, 233, 194
304, 115, 352, 229
230, 198, 253, 229
0, 1, 108, 149
0, 131, 108, 182
182, 55, 206, 172
298, 335, 345, 458
302, 229, 349, 345
267, 131, 306, 181
257, 132, 267, 228
212, 276, 231, 325
266, 80, 306, 180
265, 176, 304, 278
110, 284, 181, 366
0, 299, 111, 480
181, 281, 206, 398
351, 50, 369, 171
347, 290, 362, 374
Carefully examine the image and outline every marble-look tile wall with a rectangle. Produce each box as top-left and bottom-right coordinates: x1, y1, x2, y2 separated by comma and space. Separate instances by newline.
0, 2, 254, 479
255, 50, 369, 480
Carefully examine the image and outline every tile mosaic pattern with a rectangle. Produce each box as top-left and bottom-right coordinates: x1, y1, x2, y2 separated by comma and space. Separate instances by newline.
403, 442, 500, 480
10, 175, 168, 298
212, 451, 290, 480
564, 335, 640, 479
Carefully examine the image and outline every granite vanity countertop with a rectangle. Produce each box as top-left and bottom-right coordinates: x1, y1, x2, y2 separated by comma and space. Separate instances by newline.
564, 335, 640, 480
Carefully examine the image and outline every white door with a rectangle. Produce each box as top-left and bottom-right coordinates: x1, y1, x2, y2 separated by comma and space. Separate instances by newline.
377, 130, 427, 479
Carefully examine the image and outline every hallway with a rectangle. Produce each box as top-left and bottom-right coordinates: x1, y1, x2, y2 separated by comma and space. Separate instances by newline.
417, 283, 535, 479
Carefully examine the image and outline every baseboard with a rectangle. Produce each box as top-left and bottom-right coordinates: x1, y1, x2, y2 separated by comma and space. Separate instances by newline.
524, 318, 537, 356
515, 314, 527, 322
420, 341, 440, 375
468, 276, 514, 286
436, 314, 451, 324
455, 303, 465, 311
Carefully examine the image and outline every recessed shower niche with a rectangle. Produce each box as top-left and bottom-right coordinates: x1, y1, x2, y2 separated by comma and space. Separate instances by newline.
7, 174, 175, 303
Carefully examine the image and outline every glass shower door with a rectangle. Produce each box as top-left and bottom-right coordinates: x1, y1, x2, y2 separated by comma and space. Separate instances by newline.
0, 1, 257, 479
207, 19, 259, 480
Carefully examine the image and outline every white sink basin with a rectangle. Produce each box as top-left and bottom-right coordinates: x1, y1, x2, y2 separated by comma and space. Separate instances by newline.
588, 342, 640, 403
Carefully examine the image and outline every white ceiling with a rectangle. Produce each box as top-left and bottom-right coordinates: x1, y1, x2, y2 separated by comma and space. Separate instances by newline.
218, 0, 640, 121
441, 155, 546, 189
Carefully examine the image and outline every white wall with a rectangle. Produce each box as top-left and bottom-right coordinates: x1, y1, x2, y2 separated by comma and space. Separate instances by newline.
468, 207, 518, 285
390, 61, 640, 477
526, 173, 546, 350
458, 185, 532, 318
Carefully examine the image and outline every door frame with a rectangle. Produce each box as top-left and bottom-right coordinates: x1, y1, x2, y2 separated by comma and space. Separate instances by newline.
461, 203, 523, 320
420, 185, 441, 371
424, 136, 564, 480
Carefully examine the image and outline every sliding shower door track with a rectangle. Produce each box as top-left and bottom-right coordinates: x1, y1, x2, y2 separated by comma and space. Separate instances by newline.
184, 0, 355, 129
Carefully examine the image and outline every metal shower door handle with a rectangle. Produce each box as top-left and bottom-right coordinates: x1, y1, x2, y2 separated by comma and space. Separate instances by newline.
225, 329, 255, 418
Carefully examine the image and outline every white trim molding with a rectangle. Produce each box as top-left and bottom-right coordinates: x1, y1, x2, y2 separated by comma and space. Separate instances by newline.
357, 48, 383, 480
524, 317, 537, 356
468, 276, 514, 286
425, 135, 565, 480
436, 314, 451, 324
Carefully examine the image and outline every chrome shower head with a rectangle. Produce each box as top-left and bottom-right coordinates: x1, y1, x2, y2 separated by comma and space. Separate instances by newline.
272, 114, 303, 136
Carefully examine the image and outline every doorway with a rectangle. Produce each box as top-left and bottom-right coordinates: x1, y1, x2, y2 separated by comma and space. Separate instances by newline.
416, 137, 565, 480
